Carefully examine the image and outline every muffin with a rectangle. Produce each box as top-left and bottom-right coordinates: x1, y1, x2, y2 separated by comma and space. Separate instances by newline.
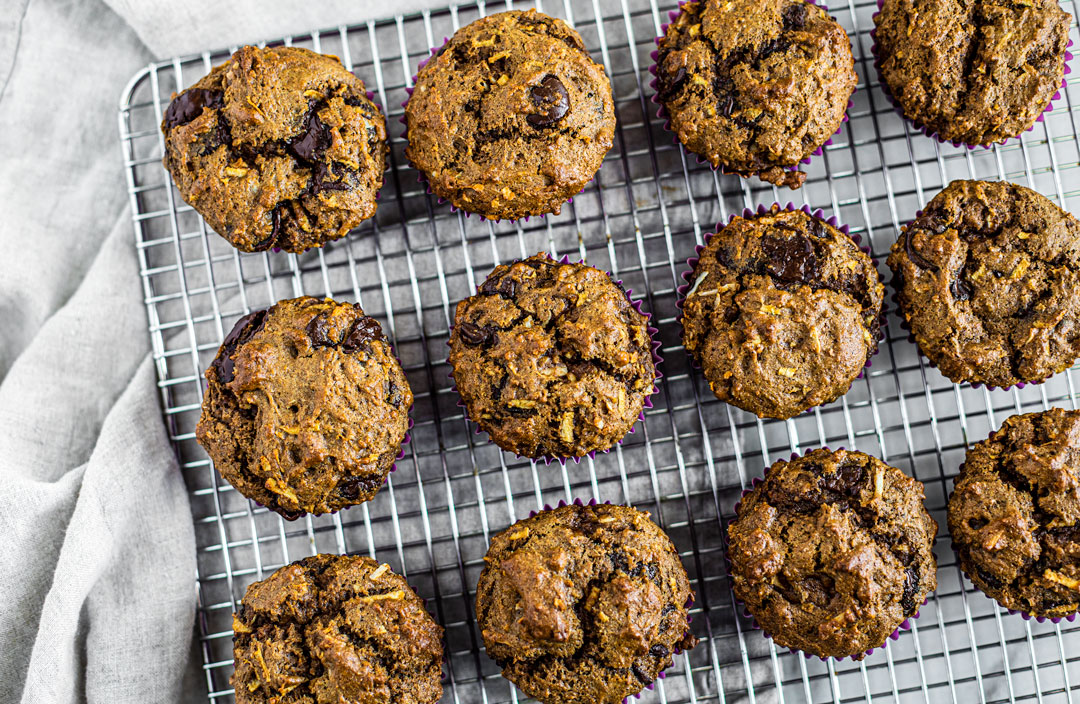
888, 180, 1080, 388
196, 297, 412, 518
162, 45, 387, 253
948, 408, 1080, 620
681, 205, 883, 419
727, 449, 938, 659
476, 502, 697, 704
232, 554, 443, 704
874, 0, 1072, 146
448, 254, 655, 459
654, 0, 857, 189
404, 10, 615, 220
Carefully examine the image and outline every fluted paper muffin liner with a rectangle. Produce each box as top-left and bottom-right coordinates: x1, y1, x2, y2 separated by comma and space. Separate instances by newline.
675, 203, 886, 417
725, 448, 924, 661
888, 209, 1048, 392
447, 254, 662, 465
648, 0, 851, 185
519, 497, 694, 702
870, 0, 1074, 149
401, 40, 593, 223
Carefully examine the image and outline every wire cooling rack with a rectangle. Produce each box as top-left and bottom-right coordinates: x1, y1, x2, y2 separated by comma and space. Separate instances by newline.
118, 0, 1080, 702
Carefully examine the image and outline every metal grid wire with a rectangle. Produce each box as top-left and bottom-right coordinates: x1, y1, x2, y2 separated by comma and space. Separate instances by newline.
117, 0, 1080, 701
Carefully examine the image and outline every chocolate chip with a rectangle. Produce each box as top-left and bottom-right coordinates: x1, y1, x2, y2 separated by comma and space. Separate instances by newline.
278, 507, 305, 521
310, 162, 349, 194
650, 644, 669, 659
289, 105, 333, 163
819, 462, 865, 500
526, 75, 569, 128
337, 475, 383, 501
341, 316, 386, 352
306, 311, 337, 348
757, 37, 790, 62
950, 277, 974, 302
720, 94, 735, 117
782, 3, 809, 31
968, 518, 989, 530
386, 381, 404, 408
458, 322, 492, 347
901, 566, 919, 613
212, 310, 267, 383
760, 234, 820, 285
164, 88, 223, 129
903, 227, 938, 272
480, 275, 517, 299
631, 664, 653, 685
657, 65, 688, 103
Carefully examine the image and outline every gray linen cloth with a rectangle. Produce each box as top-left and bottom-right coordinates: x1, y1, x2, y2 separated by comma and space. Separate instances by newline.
0, 1, 435, 701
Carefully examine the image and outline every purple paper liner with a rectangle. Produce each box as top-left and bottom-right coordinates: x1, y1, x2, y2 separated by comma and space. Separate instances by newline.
725, 447, 925, 661
870, 0, 1074, 149
447, 254, 664, 465
648, 0, 852, 185
270, 89, 387, 255
513, 498, 694, 702
675, 202, 887, 417
888, 209, 1047, 392
399, 39, 593, 223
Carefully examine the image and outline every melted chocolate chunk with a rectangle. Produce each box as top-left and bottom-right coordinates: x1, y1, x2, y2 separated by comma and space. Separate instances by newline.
306, 311, 337, 348
526, 75, 570, 128
757, 37, 791, 62
480, 274, 518, 299
760, 234, 820, 285
458, 321, 493, 346
950, 277, 973, 302
337, 474, 385, 500
341, 317, 386, 352
211, 310, 267, 384
782, 3, 809, 31
631, 664, 653, 685
289, 105, 333, 163
649, 644, 669, 658
657, 66, 688, 102
164, 88, 223, 129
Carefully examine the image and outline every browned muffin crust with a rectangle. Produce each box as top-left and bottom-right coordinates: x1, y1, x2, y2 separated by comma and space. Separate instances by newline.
681, 206, 883, 419
404, 10, 615, 220
874, 0, 1072, 146
655, 0, 856, 189
196, 297, 412, 518
449, 254, 654, 459
948, 408, 1080, 619
728, 449, 938, 659
476, 503, 697, 704
162, 45, 387, 253
232, 554, 443, 704
887, 180, 1080, 388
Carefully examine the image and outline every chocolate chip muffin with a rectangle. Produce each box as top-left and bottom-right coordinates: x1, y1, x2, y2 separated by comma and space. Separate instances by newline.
654, 0, 857, 189
888, 180, 1080, 388
449, 254, 655, 459
728, 449, 938, 659
404, 10, 615, 220
196, 297, 412, 518
681, 205, 883, 419
874, 0, 1072, 146
948, 408, 1080, 619
476, 503, 697, 704
232, 554, 443, 704
162, 45, 387, 253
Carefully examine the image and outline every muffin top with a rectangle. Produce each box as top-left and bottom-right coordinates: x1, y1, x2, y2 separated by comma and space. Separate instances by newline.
162, 45, 387, 253
232, 554, 443, 704
887, 180, 1080, 388
476, 503, 697, 704
196, 297, 412, 517
949, 408, 1080, 619
404, 10, 615, 220
449, 254, 654, 459
728, 449, 938, 659
681, 205, 883, 419
655, 0, 856, 189
874, 0, 1072, 146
